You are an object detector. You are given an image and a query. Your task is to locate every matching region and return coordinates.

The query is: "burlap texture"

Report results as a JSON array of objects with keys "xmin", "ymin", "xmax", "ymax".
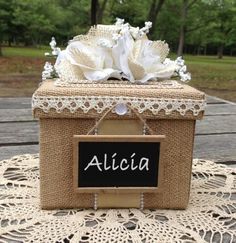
[
  {"xmin": 40, "ymin": 118, "xmax": 95, "ymax": 209},
  {"xmin": 144, "ymin": 119, "xmax": 195, "ymax": 209},
  {"xmin": 33, "ymin": 80, "xmax": 205, "ymax": 120},
  {"xmin": 37, "ymin": 80, "xmax": 201, "ymax": 209},
  {"xmin": 35, "ymin": 80, "xmax": 204, "ymax": 99},
  {"xmin": 40, "ymin": 117, "xmax": 195, "ymax": 209}
]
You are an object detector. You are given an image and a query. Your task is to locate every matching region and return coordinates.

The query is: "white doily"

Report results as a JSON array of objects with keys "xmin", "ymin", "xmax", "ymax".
[
  {"xmin": 32, "ymin": 95, "xmax": 206, "ymax": 116},
  {"xmin": 0, "ymin": 154, "xmax": 235, "ymax": 243}
]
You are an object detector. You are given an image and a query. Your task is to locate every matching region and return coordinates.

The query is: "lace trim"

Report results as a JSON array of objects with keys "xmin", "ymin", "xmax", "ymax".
[
  {"xmin": 0, "ymin": 154, "xmax": 235, "ymax": 243},
  {"xmin": 54, "ymin": 79, "xmax": 183, "ymax": 89},
  {"xmin": 32, "ymin": 95, "xmax": 206, "ymax": 116}
]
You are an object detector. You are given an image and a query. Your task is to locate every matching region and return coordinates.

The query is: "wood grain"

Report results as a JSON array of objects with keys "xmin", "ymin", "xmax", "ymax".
[
  {"xmin": 0, "ymin": 97, "xmax": 32, "ymax": 109},
  {"xmin": 0, "ymin": 145, "xmax": 39, "ymax": 160},
  {"xmin": 0, "ymin": 122, "xmax": 39, "ymax": 144},
  {"xmin": 205, "ymin": 104, "xmax": 236, "ymax": 116},
  {"xmin": 0, "ymin": 109, "xmax": 35, "ymax": 122},
  {"xmin": 196, "ymin": 115, "xmax": 236, "ymax": 134},
  {"xmin": 0, "ymin": 96, "xmax": 235, "ymax": 167},
  {"xmin": 194, "ymin": 134, "xmax": 236, "ymax": 162}
]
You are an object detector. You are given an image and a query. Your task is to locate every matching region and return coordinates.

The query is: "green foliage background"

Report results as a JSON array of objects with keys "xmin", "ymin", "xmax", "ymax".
[{"xmin": 0, "ymin": 0, "xmax": 236, "ymax": 56}]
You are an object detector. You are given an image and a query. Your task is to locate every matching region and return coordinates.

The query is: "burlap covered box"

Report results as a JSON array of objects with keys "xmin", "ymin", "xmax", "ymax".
[{"xmin": 32, "ymin": 79, "xmax": 205, "ymax": 209}]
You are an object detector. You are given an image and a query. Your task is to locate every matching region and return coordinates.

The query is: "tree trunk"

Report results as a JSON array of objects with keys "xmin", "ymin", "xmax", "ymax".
[
  {"xmin": 0, "ymin": 44, "xmax": 2, "ymax": 57},
  {"xmin": 148, "ymin": 0, "xmax": 166, "ymax": 37},
  {"xmin": 91, "ymin": 0, "xmax": 98, "ymax": 26},
  {"xmin": 109, "ymin": 0, "xmax": 116, "ymax": 12},
  {"xmin": 8, "ymin": 38, "xmax": 12, "ymax": 47},
  {"xmin": 204, "ymin": 45, "xmax": 207, "ymax": 55},
  {"xmin": 217, "ymin": 44, "xmax": 224, "ymax": 59},
  {"xmin": 177, "ymin": 0, "xmax": 188, "ymax": 56},
  {"xmin": 197, "ymin": 46, "xmax": 201, "ymax": 55},
  {"xmin": 177, "ymin": 25, "xmax": 185, "ymax": 56},
  {"xmin": 97, "ymin": 0, "xmax": 108, "ymax": 24}
]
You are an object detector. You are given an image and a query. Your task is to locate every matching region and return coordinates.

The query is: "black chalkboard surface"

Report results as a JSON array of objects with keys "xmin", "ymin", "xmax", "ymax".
[{"xmin": 73, "ymin": 135, "xmax": 165, "ymax": 193}]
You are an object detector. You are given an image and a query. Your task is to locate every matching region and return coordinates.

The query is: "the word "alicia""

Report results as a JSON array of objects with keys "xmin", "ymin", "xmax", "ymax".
[{"xmin": 84, "ymin": 153, "xmax": 150, "ymax": 172}]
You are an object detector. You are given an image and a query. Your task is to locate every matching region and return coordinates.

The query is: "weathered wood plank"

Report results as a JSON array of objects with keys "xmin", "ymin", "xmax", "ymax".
[
  {"xmin": 0, "ymin": 113, "xmax": 235, "ymax": 145},
  {"xmin": 0, "ymin": 96, "xmax": 235, "ymax": 166},
  {"xmin": 206, "ymin": 95, "xmax": 226, "ymax": 104},
  {"xmin": 0, "ymin": 109, "xmax": 35, "ymax": 122},
  {"xmin": 196, "ymin": 115, "xmax": 236, "ymax": 134},
  {"xmin": 0, "ymin": 122, "xmax": 39, "ymax": 144},
  {"xmin": 205, "ymin": 104, "xmax": 236, "ymax": 116},
  {"xmin": 206, "ymin": 95, "xmax": 235, "ymax": 105},
  {"xmin": 0, "ymin": 145, "xmax": 39, "ymax": 161},
  {"xmin": 1, "ymin": 138, "xmax": 235, "ymax": 166},
  {"xmin": 0, "ymin": 133, "xmax": 235, "ymax": 167},
  {"xmin": 194, "ymin": 134, "xmax": 236, "ymax": 162},
  {"xmin": 0, "ymin": 97, "xmax": 32, "ymax": 109}
]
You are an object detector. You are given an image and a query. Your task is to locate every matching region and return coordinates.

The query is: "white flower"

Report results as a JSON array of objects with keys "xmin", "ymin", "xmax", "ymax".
[
  {"xmin": 48, "ymin": 37, "xmax": 61, "ymax": 56},
  {"xmin": 52, "ymin": 47, "xmax": 61, "ymax": 56},
  {"xmin": 49, "ymin": 37, "xmax": 56, "ymax": 49},
  {"xmin": 179, "ymin": 65, "xmax": 187, "ymax": 73},
  {"xmin": 54, "ymin": 19, "xmax": 191, "ymax": 83},
  {"xmin": 56, "ymin": 40, "xmax": 120, "ymax": 81},
  {"xmin": 112, "ymin": 33, "xmax": 121, "ymax": 41},
  {"xmin": 139, "ymin": 21, "xmax": 152, "ymax": 35},
  {"xmin": 175, "ymin": 56, "xmax": 185, "ymax": 66},
  {"xmin": 127, "ymin": 39, "xmax": 175, "ymax": 83},
  {"xmin": 112, "ymin": 28, "xmax": 135, "ymax": 81},
  {"xmin": 129, "ymin": 27, "xmax": 141, "ymax": 40},
  {"xmin": 179, "ymin": 72, "xmax": 191, "ymax": 82},
  {"xmin": 42, "ymin": 62, "xmax": 54, "ymax": 80},
  {"xmin": 174, "ymin": 56, "xmax": 191, "ymax": 82},
  {"xmin": 97, "ymin": 38, "xmax": 113, "ymax": 48},
  {"xmin": 115, "ymin": 18, "xmax": 125, "ymax": 26}
]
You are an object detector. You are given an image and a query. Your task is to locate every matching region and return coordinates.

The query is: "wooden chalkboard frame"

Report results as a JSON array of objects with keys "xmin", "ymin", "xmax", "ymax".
[{"xmin": 73, "ymin": 135, "xmax": 165, "ymax": 193}]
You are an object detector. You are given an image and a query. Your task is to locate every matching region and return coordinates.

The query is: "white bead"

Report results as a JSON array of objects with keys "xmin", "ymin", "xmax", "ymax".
[
  {"xmin": 115, "ymin": 103, "xmax": 128, "ymax": 116},
  {"xmin": 140, "ymin": 193, "xmax": 144, "ymax": 210},
  {"xmin": 94, "ymin": 193, "xmax": 98, "ymax": 210}
]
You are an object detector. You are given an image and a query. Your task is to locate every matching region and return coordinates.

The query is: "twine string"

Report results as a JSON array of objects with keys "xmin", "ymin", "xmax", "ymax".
[
  {"xmin": 87, "ymin": 103, "xmax": 155, "ymax": 210},
  {"xmin": 87, "ymin": 103, "xmax": 155, "ymax": 135}
]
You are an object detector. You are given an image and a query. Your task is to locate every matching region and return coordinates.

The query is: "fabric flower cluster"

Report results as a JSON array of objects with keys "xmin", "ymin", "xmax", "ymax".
[{"xmin": 55, "ymin": 19, "xmax": 191, "ymax": 83}]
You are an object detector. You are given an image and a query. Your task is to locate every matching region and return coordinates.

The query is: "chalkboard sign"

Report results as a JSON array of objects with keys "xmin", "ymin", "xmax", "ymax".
[{"xmin": 73, "ymin": 135, "xmax": 165, "ymax": 193}]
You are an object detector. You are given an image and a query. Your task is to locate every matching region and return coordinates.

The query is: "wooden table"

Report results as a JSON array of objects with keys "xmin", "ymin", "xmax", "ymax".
[
  {"xmin": 0, "ymin": 96, "xmax": 235, "ymax": 168},
  {"xmin": 0, "ymin": 95, "xmax": 235, "ymax": 243}
]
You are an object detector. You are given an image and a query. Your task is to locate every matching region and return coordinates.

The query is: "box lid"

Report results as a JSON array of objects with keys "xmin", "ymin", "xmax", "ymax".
[{"xmin": 32, "ymin": 80, "xmax": 206, "ymax": 120}]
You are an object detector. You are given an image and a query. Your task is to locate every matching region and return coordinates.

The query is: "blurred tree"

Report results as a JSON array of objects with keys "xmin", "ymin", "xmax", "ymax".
[
  {"xmin": 0, "ymin": 0, "xmax": 235, "ymax": 57},
  {"xmin": 12, "ymin": 0, "xmax": 56, "ymax": 46},
  {"xmin": 147, "ymin": 0, "xmax": 166, "ymax": 37},
  {"xmin": 97, "ymin": 0, "xmax": 108, "ymax": 23},
  {"xmin": 91, "ymin": 0, "xmax": 98, "ymax": 25},
  {"xmin": 177, "ymin": 0, "xmax": 197, "ymax": 56},
  {"xmin": 0, "ymin": 0, "xmax": 15, "ymax": 55},
  {"xmin": 205, "ymin": 0, "xmax": 236, "ymax": 58},
  {"xmin": 110, "ymin": 0, "xmax": 150, "ymax": 27}
]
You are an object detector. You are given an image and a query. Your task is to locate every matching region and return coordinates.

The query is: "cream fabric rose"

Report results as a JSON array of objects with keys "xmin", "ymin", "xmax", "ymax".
[{"xmin": 54, "ymin": 20, "xmax": 191, "ymax": 83}]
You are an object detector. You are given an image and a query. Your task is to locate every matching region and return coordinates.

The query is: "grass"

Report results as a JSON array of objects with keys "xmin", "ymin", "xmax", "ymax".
[
  {"xmin": 0, "ymin": 47, "xmax": 236, "ymax": 101},
  {"xmin": 0, "ymin": 47, "xmax": 51, "ymax": 97},
  {"xmin": 2, "ymin": 46, "xmax": 51, "ymax": 58},
  {"xmin": 185, "ymin": 55, "xmax": 236, "ymax": 101}
]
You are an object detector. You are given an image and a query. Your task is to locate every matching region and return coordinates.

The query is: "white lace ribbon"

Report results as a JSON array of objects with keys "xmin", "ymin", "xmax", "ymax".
[{"xmin": 32, "ymin": 95, "xmax": 206, "ymax": 116}]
